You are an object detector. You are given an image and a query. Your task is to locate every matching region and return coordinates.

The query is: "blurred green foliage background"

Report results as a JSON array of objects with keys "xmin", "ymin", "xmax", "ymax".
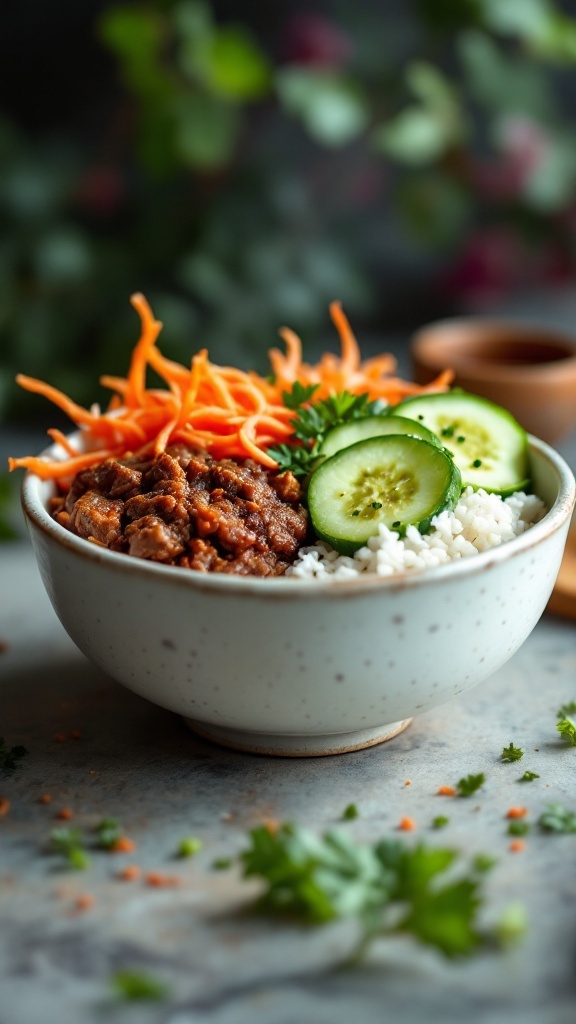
[{"xmin": 2, "ymin": 0, "xmax": 576, "ymax": 423}]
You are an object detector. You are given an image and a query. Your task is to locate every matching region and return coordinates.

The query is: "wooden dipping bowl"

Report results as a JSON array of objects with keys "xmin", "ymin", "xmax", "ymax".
[{"xmin": 410, "ymin": 319, "xmax": 576, "ymax": 444}]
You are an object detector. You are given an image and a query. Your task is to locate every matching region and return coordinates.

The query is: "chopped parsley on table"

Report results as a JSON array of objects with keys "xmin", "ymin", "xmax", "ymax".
[
  {"xmin": 538, "ymin": 803, "xmax": 576, "ymax": 833},
  {"xmin": 501, "ymin": 743, "xmax": 523, "ymax": 763},
  {"xmin": 456, "ymin": 773, "xmax": 485, "ymax": 798},
  {"xmin": 238, "ymin": 821, "xmax": 510, "ymax": 959},
  {"xmin": 342, "ymin": 803, "xmax": 359, "ymax": 821},
  {"xmin": 519, "ymin": 771, "xmax": 539, "ymax": 782},
  {"xmin": 50, "ymin": 827, "xmax": 91, "ymax": 870},
  {"xmin": 110, "ymin": 970, "xmax": 168, "ymax": 1001}
]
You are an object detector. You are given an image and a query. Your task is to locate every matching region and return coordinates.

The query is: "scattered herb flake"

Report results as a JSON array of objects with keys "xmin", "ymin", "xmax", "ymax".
[
  {"xmin": 50, "ymin": 827, "xmax": 91, "ymax": 870},
  {"xmin": 501, "ymin": 743, "xmax": 524, "ymax": 763},
  {"xmin": 212, "ymin": 857, "xmax": 232, "ymax": 870},
  {"xmin": 177, "ymin": 836, "xmax": 203, "ymax": 858},
  {"xmin": 456, "ymin": 773, "xmax": 485, "ymax": 798},
  {"xmin": 494, "ymin": 903, "xmax": 528, "ymax": 948},
  {"xmin": 556, "ymin": 718, "xmax": 576, "ymax": 747},
  {"xmin": 0, "ymin": 738, "xmax": 27, "ymax": 772},
  {"xmin": 432, "ymin": 816, "xmax": 449, "ymax": 829},
  {"xmin": 111, "ymin": 970, "xmax": 168, "ymax": 1001},
  {"xmin": 538, "ymin": 803, "xmax": 576, "ymax": 833},
  {"xmin": 557, "ymin": 701, "xmax": 576, "ymax": 719},
  {"xmin": 342, "ymin": 803, "xmax": 359, "ymax": 821},
  {"xmin": 472, "ymin": 853, "xmax": 497, "ymax": 873},
  {"xmin": 507, "ymin": 821, "xmax": 531, "ymax": 837},
  {"xmin": 95, "ymin": 818, "xmax": 123, "ymax": 849},
  {"xmin": 371, "ymin": 501, "xmax": 383, "ymax": 510},
  {"xmin": 519, "ymin": 771, "xmax": 539, "ymax": 782},
  {"xmin": 472, "ymin": 459, "xmax": 482, "ymax": 468}
]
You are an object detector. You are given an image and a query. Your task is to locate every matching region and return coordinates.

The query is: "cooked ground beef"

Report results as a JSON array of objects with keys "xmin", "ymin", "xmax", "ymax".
[{"xmin": 51, "ymin": 447, "xmax": 310, "ymax": 576}]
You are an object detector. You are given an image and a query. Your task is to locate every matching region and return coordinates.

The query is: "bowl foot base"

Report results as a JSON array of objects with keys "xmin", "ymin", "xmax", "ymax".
[{"xmin": 182, "ymin": 718, "xmax": 412, "ymax": 757}]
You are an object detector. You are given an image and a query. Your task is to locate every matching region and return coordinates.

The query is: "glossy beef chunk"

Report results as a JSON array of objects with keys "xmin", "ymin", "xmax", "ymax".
[{"xmin": 54, "ymin": 448, "xmax": 310, "ymax": 576}]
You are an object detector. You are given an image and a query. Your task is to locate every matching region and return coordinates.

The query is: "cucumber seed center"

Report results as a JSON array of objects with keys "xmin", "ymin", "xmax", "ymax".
[{"xmin": 344, "ymin": 466, "xmax": 416, "ymax": 519}]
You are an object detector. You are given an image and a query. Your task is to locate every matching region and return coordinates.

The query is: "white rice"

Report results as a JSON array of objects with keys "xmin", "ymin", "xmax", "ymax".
[{"xmin": 288, "ymin": 488, "xmax": 547, "ymax": 580}]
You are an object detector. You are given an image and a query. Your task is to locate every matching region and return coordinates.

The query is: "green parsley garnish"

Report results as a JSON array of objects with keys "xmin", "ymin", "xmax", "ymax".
[
  {"xmin": 239, "ymin": 822, "xmax": 502, "ymax": 959},
  {"xmin": 342, "ymin": 803, "xmax": 359, "ymax": 821},
  {"xmin": 538, "ymin": 803, "xmax": 576, "ymax": 833},
  {"xmin": 95, "ymin": 817, "xmax": 123, "ymax": 849},
  {"xmin": 519, "ymin": 770, "xmax": 539, "ymax": 782},
  {"xmin": 110, "ymin": 970, "xmax": 168, "ymax": 1001},
  {"xmin": 0, "ymin": 737, "xmax": 27, "ymax": 772},
  {"xmin": 50, "ymin": 827, "xmax": 91, "ymax": 870},
  {"xmin": 556, "ymin": 701, "xmax": 576, "ymax": 746},
  {"xmin": 212, "ymin": 857, "xmax": 232, "ymax": 870},
  {"xmin": 472, "ymin": 853, "xmax": 497, "ymax": 873},
  {"xmin": 507, "ymin": 821, "xmax": 530, "ymax": 836},
  {"xmin": 432, "ymin": 815, "xmax": 449, "ymax": 829},
  {"xmin": 177, "ymin": 836, "xmax": 203, "ymax": 858},
  {"xmin": 472, "ymin": 458, "xmax": 482, "ymax": 468},
  {"xmin": 501, "ymin": 743, "xmax": 524, "ymax": 763},
  {"xmin": 268, "ymin": 385, "xmax": 383, "ymax": 478},
  {"xmin": 456, "ymin": 773, "xmax": 485, "ymax": 798}
]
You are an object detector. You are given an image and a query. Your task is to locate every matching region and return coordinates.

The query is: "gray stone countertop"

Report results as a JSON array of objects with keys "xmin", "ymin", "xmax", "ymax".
[{"xmin": 1, "ymin": 428, "xmax": 576, "ymax": 1024}]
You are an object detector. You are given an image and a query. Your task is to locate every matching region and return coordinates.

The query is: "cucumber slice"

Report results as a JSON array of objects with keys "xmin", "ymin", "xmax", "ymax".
[
  {"xmin": 392, "ymin": 391, "xmax": 530, "ymax": 496},
  {"xmin": 319, "ymin": 415, "xmax": 442, "ymax": 459},
  {"xmin": 308, "ymin": 435, "xmax": 462, "ymax": 555}
]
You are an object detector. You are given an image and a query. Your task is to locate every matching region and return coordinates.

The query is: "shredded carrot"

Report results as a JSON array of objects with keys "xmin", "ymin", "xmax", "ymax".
[
  {"xmin": 145, "ymin": 871, "xmax": 180, "ymax": 888},
  {"xmin": 399, "ymin": 816, "xmax": 416, "ymax": 831},
  {"xmin": 74, "ymin": 893, "xmax": 95, "ymax": 912},
  {"xmin": 404, "ymin": 780, "xmax": 412, "ymax": 787},
  {"xmin": 9, "ymin": 295, "xmax": 453, "ymax": 483},
  {"xmin": 437, "ymin": 786, "xmax": 456, "ymax": 797},
  {"xmin": 57, "ymin": 807, "xmax": 74, "ymax": 820},
  {"xmin": 118, "ymin": 865, "xmax": 141, "ymax": 882},
  {"xmin": 111, "ymin": 836, "xmax": 136, "ymax": 854},
  {"xmin": 507, "ymin": 807, "xmax": 528, "ymax": 819},
  {"xmin": 509, "ymin": 840, "xmax": 526, "ymax": 853},
  {"xmin": 0, "ymin": 797, "xmax": 10, "ymax": 817}
]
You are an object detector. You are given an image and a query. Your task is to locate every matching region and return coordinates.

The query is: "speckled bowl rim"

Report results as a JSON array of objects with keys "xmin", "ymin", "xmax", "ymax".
[
  {"xmin": 21, "ymin": 434, "xmax": 575, "ymax": 599},
  {"xmin": 411, "ymin": 318, "xmax": 576, "ymax": 382}
]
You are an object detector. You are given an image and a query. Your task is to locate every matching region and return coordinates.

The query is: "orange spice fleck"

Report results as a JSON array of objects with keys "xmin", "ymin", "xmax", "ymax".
[
  {"xmin": 262, "ymin": 818, "xmax": 279, "ymax": 836},
  {"xmin": 399, "ymin": 816, "xmax": 416, "ymax": 831},
  {"xmin": 118, "ymin": 865, "xmax": 141, "ymax": 882},
  {"xmin": 57, "ymin": 807, "xmax": 74, "ymax": 820},
  {"xmin": 110, "ymin": 836, "xmax": 136, "ymax": 854},
  {"xmin": 53, "ymin": 733, "xmax": 66, "ymax": 744},
  {"xmin": 437, "ymin": 786, "xmax": 456, "ymax": 797},
  {"xmin": 74, "ymin": 893, "xmax": 94, "ymax": 912},
  {"xmin": 145, "ymin": 871, "xmax": 180, "ymax": 888},
  {"xmin": 0, "ymin": 797, "xmax": 10, "ymax": 818},
  {"xmin": 509, "ymin": 839, "xmax": 526, "ymax": 853},
  {"xmin": 507, "ymin": 807, "xmax": 528, "ymax": 820},
  {"xmin": 70, "ymin": 729, "xmax": 81, "ymax": 740},
  {"xmin": 39, "ymin": 793, "xmax": 52, "ymax": 805},
  {"xmin": 404, "ymin": 780, "xmax": 412, "ymax": 787}
]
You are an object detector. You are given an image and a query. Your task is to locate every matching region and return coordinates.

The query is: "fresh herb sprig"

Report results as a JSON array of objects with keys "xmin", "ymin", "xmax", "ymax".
[
  {"xmin": 239, "ymin": 822, "xmax": 506, "ymax": 960},
  {"xmin": 539, "ymin": 803, "xmax": 576, "ymax": 833},
  {"xmin": 501, "ymin": 743, "xmax": 523, "ymax": 763},
  {"xmin": 0, "ymin": 738, "xmax": 27, "ymax": 772},
  {"xmin": 268, "ymin": 384, "xmax": 384, "ymax": 479},
  {"xmin": 110, "ymin": 970, "xmax": 168, "ymax": 1001},
  {"xmin": 556, "ymin": 703, "xmax": 576, "ymax": 747},
  {"xmin": 50, "ymin": 827, "xmax": 91, "ymax": 870},
  {"xmin": 456, "ymin": 773, "xmax": 485, "ymax": 798}
]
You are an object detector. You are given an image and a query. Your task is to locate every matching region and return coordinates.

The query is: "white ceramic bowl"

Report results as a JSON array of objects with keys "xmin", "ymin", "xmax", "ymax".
[{"xmin": 22, "ymin": 436, "xmax": 575, "ymax": 756}]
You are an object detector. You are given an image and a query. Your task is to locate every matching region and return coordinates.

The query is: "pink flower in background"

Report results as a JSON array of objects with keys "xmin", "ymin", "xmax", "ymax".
[
  {"xmin": 442, "ymin": 228, "xmax": 536, "ymax": 305},
  {"xmin": 76, "ymin": 165, "xmax": 125, "ymax": 217},
  {"xmin": 474, "ymin": 116, "xmax": 550, "ymax": 200},
  {"xmin": 282, "ymin": 14, "xmax": 352, "ymax": 69}
]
